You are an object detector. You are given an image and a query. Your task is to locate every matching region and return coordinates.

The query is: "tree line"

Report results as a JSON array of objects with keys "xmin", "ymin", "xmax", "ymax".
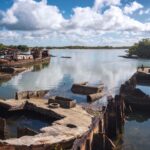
[
  {"xmin": 46, "ymin": 46, "xmax": 130, "ymax": 49},
  {"xmin": 0, "ymin": 43, "xmax": 130, "ymax": 52},
  {"xmin": 0, "ymin": 44, "xmax": 29, "ymax": 52}
]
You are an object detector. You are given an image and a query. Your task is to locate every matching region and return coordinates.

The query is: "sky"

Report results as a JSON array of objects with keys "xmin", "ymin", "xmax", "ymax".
[{"xmin": 0, "ymin": 0, "xmax": 149, "ymax": 46}]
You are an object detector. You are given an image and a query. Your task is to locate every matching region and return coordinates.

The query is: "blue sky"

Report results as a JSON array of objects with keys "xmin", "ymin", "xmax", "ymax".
[{"xmin": 0, "ymin": 0, "xmax": 149, "ymax": 46}]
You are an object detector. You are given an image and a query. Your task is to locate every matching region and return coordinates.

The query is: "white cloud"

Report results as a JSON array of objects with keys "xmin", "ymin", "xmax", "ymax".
[
  {"xmin": 0, "ymin": 0, "xmax": 65, "ymax": 30},
  {"xmin": 0, "ymin": 0, "xmax": 149, "ymax": 46},
  {"xmin": 0, "ymin": 30, "xmax": 19, "ymax": 39},
  {"xmin": 93, "ymin": 0, "xmax": 120, "ymax": 11},
  {"xmin": 124, "ymin": 1, "xmax": 143, "ymax": 14},
  {"xmin": 67, "ymin": 5, "xmax": 146, "ymax": 33}
]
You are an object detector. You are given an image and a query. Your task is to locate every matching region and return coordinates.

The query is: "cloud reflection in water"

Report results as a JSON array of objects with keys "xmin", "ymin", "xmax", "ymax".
[{"xmin": 0, "ymin": 49, "xmax": 150, "ymax": 101}]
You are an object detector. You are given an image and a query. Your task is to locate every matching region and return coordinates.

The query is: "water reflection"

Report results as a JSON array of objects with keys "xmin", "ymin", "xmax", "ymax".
[
  {"xmin": 0, "ymin": 49, "xmax": 150, "ymax": 100},
  {"xmin": 32, "ymin": 62, "xmax": 49, "ymax": 72},
  {"xmin": 116, "ymin": 112, "xmax": 150, "ymax": 150},
  {"xmin": 0, "ymin": 63, "xmax": 49, "ymax": 99},
  {"xmin": 136, "ymin": 85, "xmax": 150, "ymax": 96}
]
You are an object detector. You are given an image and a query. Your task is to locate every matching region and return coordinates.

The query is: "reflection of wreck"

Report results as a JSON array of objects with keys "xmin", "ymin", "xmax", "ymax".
[
  {"xmin": 32, "ymin": 62, "xmax": 49, "ymax": 72},
  {"xmin": 0, "ymin": 48, "xmax": 50, "ymax": 82},
  {"xmin": 0, "ymin": 67, "xmax": 27, "ymax": 80},
  {"xmin": 126, "ymin": 111, "xmax": 150, "ymax": 122},
  {"xmin": 120, "ymin": 66, "xmax": 150, "ymax": 111},
  {"xmin": 71, "ymin": 82, "xmax": 104, "ymax": 102}
]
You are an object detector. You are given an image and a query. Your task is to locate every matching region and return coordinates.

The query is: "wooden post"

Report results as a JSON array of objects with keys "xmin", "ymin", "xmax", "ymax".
[
  {"xmin": 104, "ymin": 135, "xmax": 116, "ymax": 150},
  {"xmin": 106, "ymin": 96, "xmax": 118, "ymax": 139},
  {"xmin": 115, "ymin": 95, "xmax": 124, "ymax": 134},
  {"xmin": 0, "ymin": 118, "xmax": 6, "ymax": 139},
  {"xmin": 86, "ymin": 139, "xmax": 91, "ymax": 150},
  {"xmin": 104, "ymin": 111, "xmax": 108, "ymax": 135},
  {"xmin": 15, "ymin": 92, "xmax": 18, "ymax": 100}
]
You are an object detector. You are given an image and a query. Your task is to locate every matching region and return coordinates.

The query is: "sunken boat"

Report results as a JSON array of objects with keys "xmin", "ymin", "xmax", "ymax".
[
  {"xmin": 0, "ymin": 48, "xmax": 50, "ymax": 68},
  {"xmin": 120, "ymin": 66, "xmax": 150, "ymax": 111},
  {"xmin": 123, "ymin": 88, "xmax": 150, "ymax": 111}
]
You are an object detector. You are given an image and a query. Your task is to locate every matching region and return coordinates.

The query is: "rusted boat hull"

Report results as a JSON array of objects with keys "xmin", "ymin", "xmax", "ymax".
[
  {"xmin": 136, "ymin": 73, "xmax": 150, "ymax": 85},
  {"xmin": 124, "ymin": 95, "xmax": 150, "ymax": 111},
  {"xmin": 0, "ymin": 57, "xmax": 50, "ymax": 67}
]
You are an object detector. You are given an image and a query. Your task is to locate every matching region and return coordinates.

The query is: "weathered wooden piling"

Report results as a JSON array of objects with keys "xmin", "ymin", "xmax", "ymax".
[
  {"xmin": 105, "ymin": 97, "xmax": 117, "ymax": 139},
  {"xmin": 104, "ymin": 95, "xmax": 125, "ymax": 140},
  {"xmin": 71, "ymin": 114, "xmax": 116, "ymax": 150},
  {"xmin": 115, "ymin": 95, "xmax": 125, "ymax": 134},
  {"xmin": 0, "ymin": 118, "xmax": 6, "ymax": 140}
]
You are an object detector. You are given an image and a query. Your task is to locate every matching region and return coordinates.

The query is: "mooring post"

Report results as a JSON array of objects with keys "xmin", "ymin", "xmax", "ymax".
[
  {"xmin": 115, "ymin": 95, "xmax": 124, "ymax": 134},
  {"xmin": 104, "ymin": 109, "xmax": 108, "ymax": 135},
  {"xmin": 27, "ymin": 91, "xmax": 30, "ymax": 99},
  {"xmin": 88, "ymin": 130, "xmax": 93, "ymax": 150},
  {"xmin": 106, "ymin": 97, "xmax": 117, "ymax": 139},
  {"xmin": 15, "ymin": 92, "xmax": 18, "ymax": 100},
  {"xmin": 98, "ymin": 107, "xmax": 105, "ymax": 150},
  {"xmin": 115, "ymin": 95, "xmax": 120, "ymax": 134},
  {"xmin": 86, "ymin": 139, "xmax": 92, "ymax": 150},
  {"xmin": 0, "ymin": 118, "xmax": 6, "ymax": 140},
  {"xmin": 80, "ymin": 142, "xmax": 86, "ymax": 150}
]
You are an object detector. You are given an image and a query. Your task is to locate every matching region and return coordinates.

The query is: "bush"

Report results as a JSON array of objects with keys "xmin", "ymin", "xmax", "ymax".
[
  {"xmin": 17, "ymin": 45, "xmax": 29, "ymax": 52},
  {"xmin": 128, "ymin": 39, "xmax": 150, "ymax": 58},
  {"xmin": 0, "ymin": 44, "xmax": 6, "ymax": 51}
]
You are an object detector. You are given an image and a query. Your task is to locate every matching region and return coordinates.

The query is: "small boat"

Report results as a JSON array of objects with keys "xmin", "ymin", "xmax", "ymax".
[
  {"xmin": 61, "ymin": 56, "xmax": 72, "ymax": 59},
  {"xmin": 50, "ymin": 54, "xmax": 57, "ymax": 57}
]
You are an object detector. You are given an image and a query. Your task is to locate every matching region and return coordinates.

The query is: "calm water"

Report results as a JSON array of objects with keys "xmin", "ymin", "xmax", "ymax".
[
  {"xmin": 0, "ymin": 49, "xmax": 150, "ymax": 149},
  {"xmin": 5, "ymin": 111, "xmax": 53, "ymax": 138},
  {"xmin": 118, "ymin": 112, "xmax": 150, "ymax": 150},
  {"xmin": 136, "ymin": 85, "xmax": 150, "ymax": 96},
  {"xmin": 1, "ymin": 49, "xmax": 150, "ymax": 101}
]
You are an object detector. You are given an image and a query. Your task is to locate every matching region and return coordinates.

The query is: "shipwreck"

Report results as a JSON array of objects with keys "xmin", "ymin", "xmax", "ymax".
[
  {"xmin": 0, "ymin": 48, "xmax": 50, "ymax": 68},
  {"xmin": 120, "ymin": 66, "xmax": 150, "ymax": 111}
]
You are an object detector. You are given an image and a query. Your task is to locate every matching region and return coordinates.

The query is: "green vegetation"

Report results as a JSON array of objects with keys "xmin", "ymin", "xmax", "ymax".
[
  {"xmin": 0, "ymin": 44, "xmax": 29, "ymax": 52},
  {"xmin": 17, "ymin": 45, "xmax": 29, "ymax": 52},
  {"xmin": 128, "ymin": 39, "xmax": 150, "ymax": 58},
  {"xmin": 0, "ymin": 44, "xmax": 6, "ymax": 51}
]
